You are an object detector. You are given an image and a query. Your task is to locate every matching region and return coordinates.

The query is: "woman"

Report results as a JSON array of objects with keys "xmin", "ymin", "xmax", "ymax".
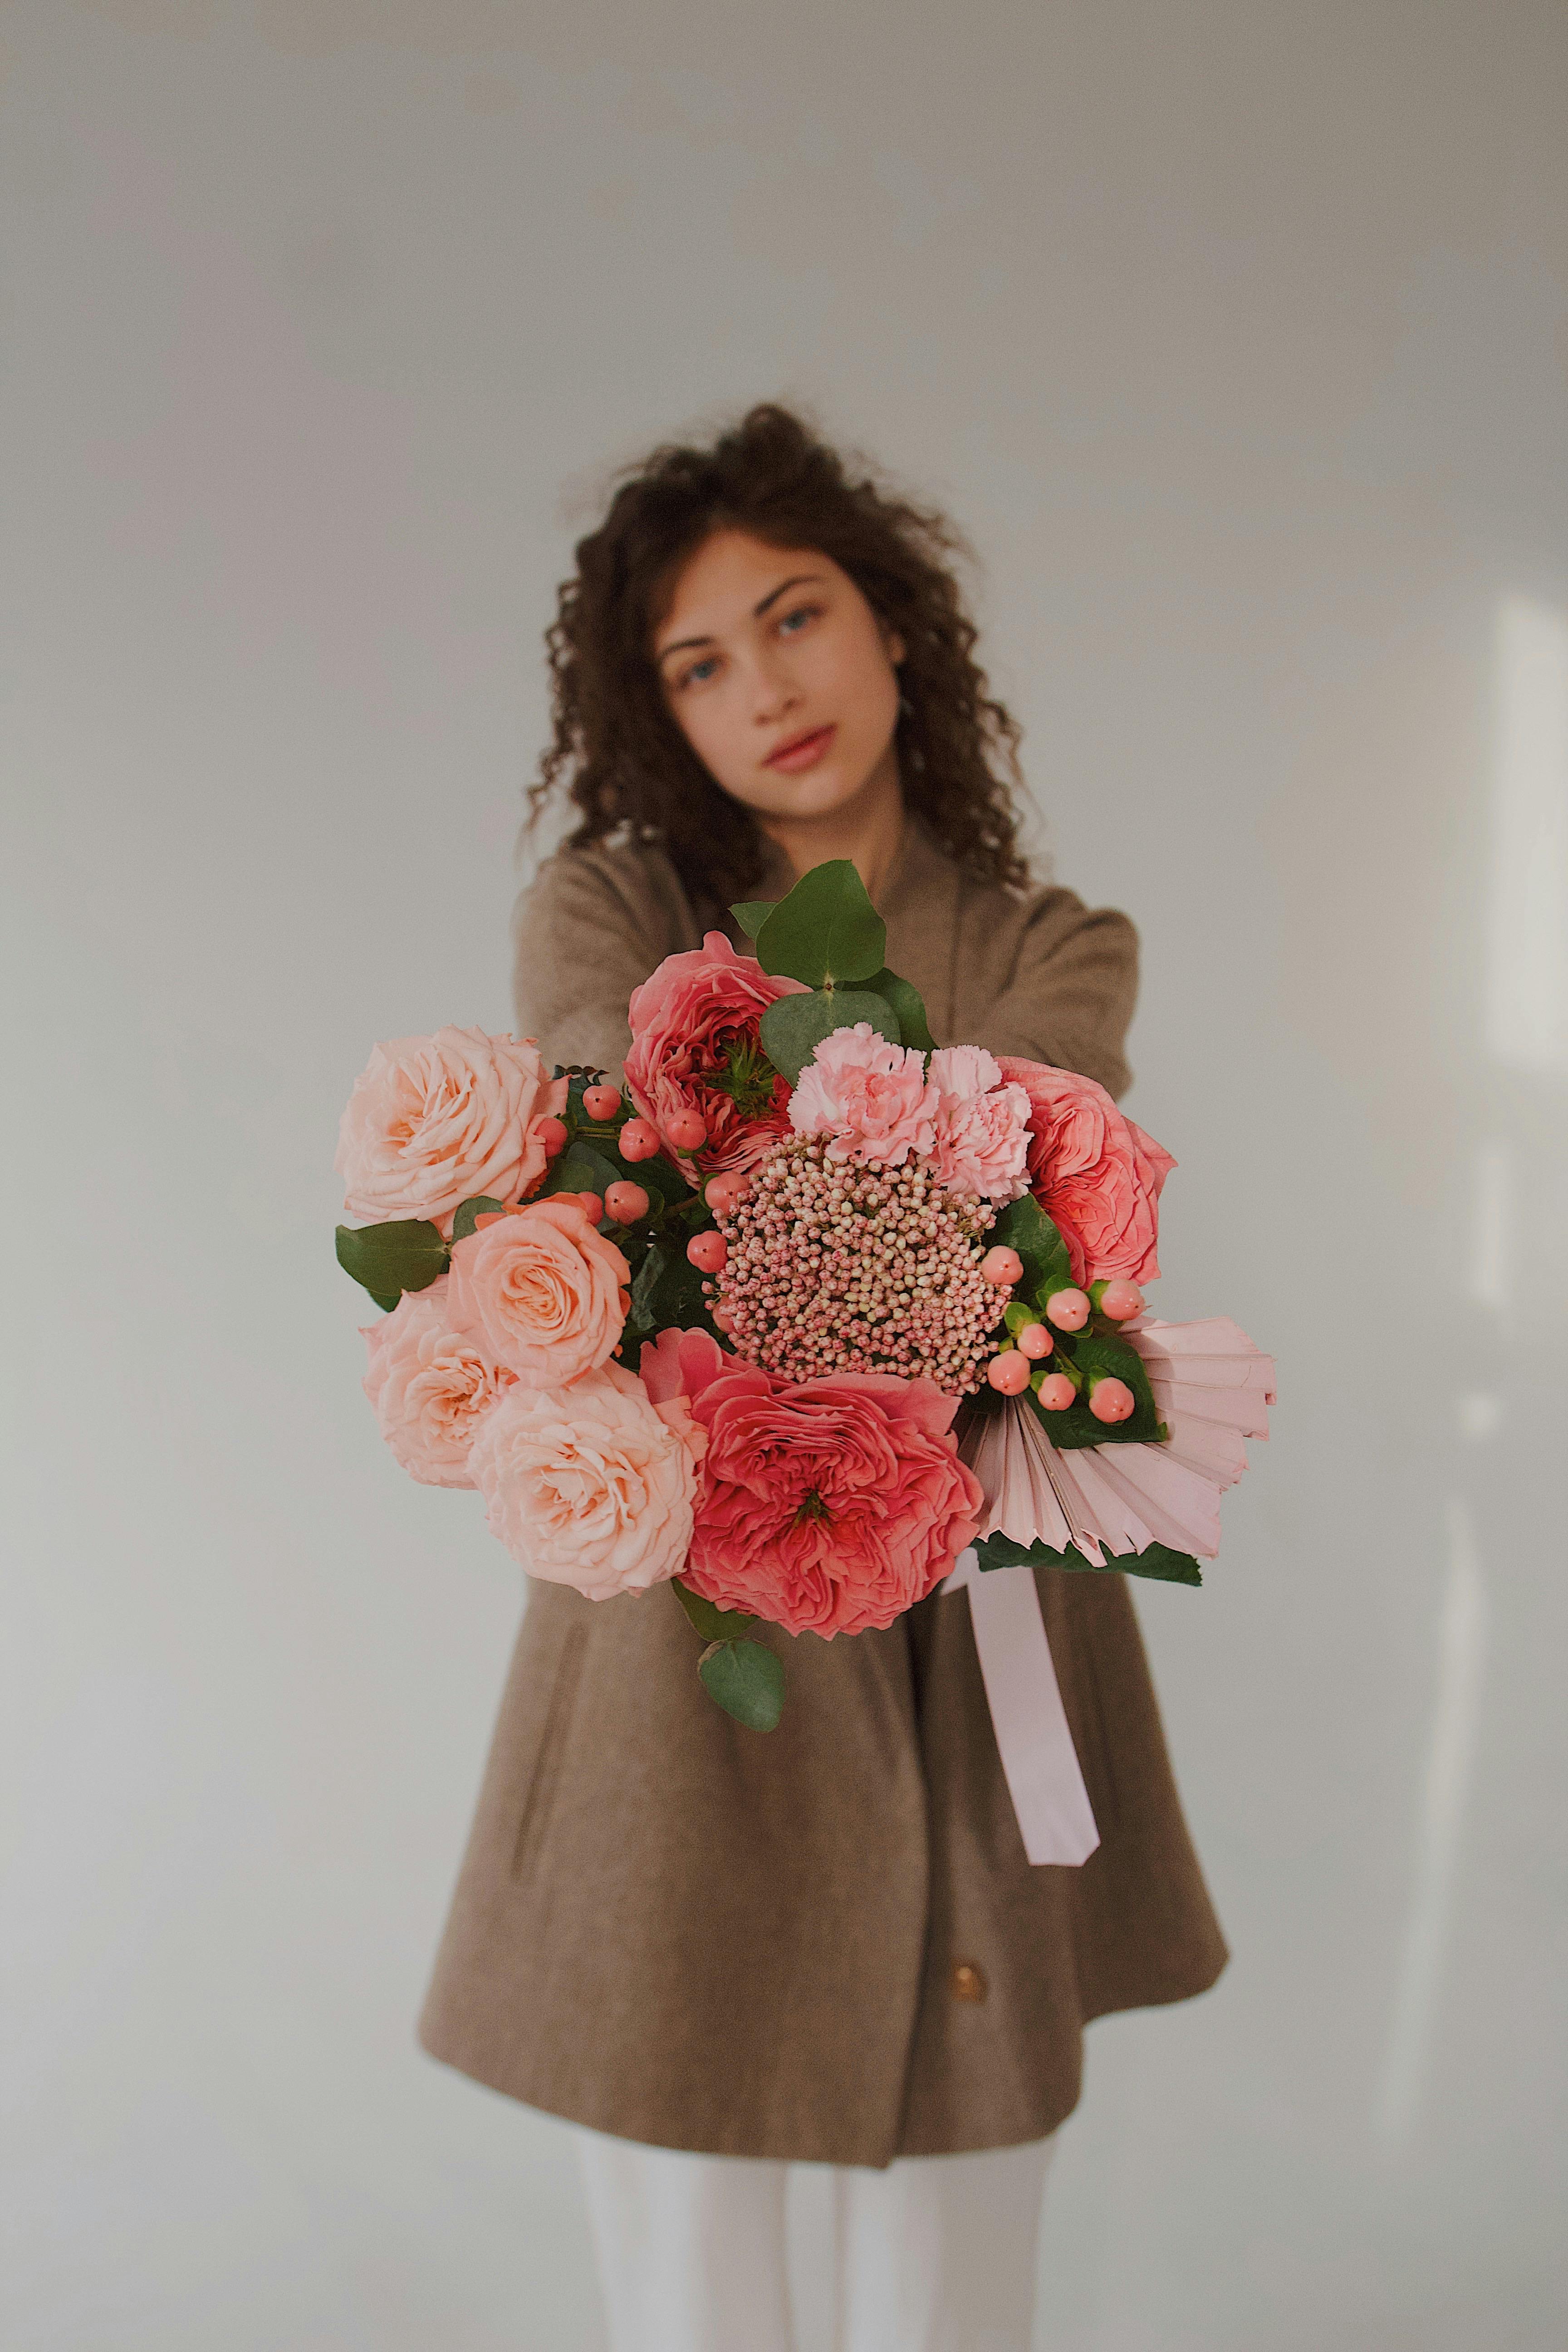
[{"xmin": 418, "ymin": 407, "xmax": 1225, "ymax": 2351}]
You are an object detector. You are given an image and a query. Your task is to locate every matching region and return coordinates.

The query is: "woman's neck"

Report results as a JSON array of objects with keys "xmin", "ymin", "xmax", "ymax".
[{"xmin": 756, "ymin": 746, "xmax": 906, "ymax": 905}]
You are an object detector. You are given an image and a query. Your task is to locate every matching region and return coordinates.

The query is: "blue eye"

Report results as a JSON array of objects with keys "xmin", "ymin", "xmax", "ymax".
[
  {"xmin": 685, "ymin": 656, "xmax": 720, "ymax": 686},
  {"xmin": 779, "ymin": 605, "xmax": 817, "ymax": 635}
]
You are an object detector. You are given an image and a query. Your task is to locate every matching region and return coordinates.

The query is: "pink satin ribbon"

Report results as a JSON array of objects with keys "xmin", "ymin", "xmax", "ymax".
[{"xmin": 940, "ymin": 1546, "xmax": 1100, "ymax": 1867}]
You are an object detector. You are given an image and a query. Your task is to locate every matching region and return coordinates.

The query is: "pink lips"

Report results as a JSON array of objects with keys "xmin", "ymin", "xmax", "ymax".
[{"xmin": 764, "ymin": 724, "xmax": 836, "ymax": 774}]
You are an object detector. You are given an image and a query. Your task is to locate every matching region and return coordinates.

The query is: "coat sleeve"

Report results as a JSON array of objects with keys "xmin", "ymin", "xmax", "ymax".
[
  {"xmin": 973, "ymin": 887, "xmax": 1141, "ymax": 1102},
  {"xmin": 511, "ymin": 848, "xmax": 681, "ymax": 1082}
]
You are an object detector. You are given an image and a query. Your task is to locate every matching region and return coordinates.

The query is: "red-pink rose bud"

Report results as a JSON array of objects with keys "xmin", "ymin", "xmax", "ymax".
[
  {"xmin": 1097, "ymin": 1279, "xmax": 1144, "ymax": 1322},
  {"xmin": 987, "ymin": 1348, "xmax": 1033, "ymax": 1395},
  {"xmin": 687, "ymin": 1230, "xmax": 727, "ymax": 1274},
  {"xmin": 1035, "ymin": 1372, "xmax": 1077, "ymax": 1411},
  {"xmin": 665, "ymin": 1107, "xmax": 708, "ymax": 1152},
  {"xmin": 535, "ymin": 1115, "xmax": 569, "ymax": 1159},
  {"xmin": 979, "ymin": 1245, "xmax": 1024, "ymax": 1286},
  {"xmin": 1016, "ymin": 1321, "xmax": 1053, "ymax": 1360},
  {"xmin": 582, "ymin": 1083, "xmax": 622, "ymax": 1121},
  {"xmin": 618, "ymin": 1118, "xmax": 661, "ymax": 1161},
  {"xmin": 576, "ymin": 1191, "xmax": 604, "ymax": 1225},
  {"xmin": 603, "ymin": 1181, "xmax": 649, "ymax": 1225},
  {"xmin": 1088, "ymin": 1377, "xmax": 1135, "ymax": 1424},
  {"xmin": 1044, "ymin": 1286, "xmax": 1090, "ymax": 1331}
]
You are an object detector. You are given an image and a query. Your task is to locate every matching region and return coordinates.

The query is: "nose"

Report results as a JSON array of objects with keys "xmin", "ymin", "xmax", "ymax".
[{"xmin": 749, "ymin": 645, "xmax": 800, "ymax": 727}]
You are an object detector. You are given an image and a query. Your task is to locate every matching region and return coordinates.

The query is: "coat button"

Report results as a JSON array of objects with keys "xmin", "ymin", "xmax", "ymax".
[{"xmin": 949, "ymin": 1960, "xmax": 988, "ymax": 2003}]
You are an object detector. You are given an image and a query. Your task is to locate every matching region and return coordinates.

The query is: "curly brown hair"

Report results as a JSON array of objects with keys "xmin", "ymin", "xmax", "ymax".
[{"xmin": 530, "ymin": 404, "xmax": 1030, "ymax": 911}]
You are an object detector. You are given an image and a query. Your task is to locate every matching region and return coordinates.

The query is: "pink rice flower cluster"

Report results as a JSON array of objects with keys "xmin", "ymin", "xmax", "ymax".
[{"xmin": 710, "ymin": 1137, "xmax": 1001, "ymax": 1396}]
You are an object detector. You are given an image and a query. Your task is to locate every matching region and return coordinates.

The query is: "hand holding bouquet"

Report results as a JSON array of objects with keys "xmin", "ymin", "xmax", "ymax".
[{"xmin": 335, "ymin": 862, "xmax": 1272, "ymax": 1765}]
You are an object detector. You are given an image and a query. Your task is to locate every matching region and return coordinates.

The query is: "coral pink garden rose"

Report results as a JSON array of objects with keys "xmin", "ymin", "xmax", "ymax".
[
  {"xmin": 624, "ymin": 931, "xmax": 808, "ymax": 1183},
  {"xmin": 926, "ymin": 1045, "xmax": 1031, "ymax": 1203},
  {"xmin": 336, "ymin": 1026, "xmax": 568, "ymax": 1233},
  {"xmin": 469, "ymin": 1362, "xmax": 702, "ymax": 1601},
  {"xmin": 995, "ymin": 1056, "xmax": 1176, "ymax": 1286},
  {"xmin": 789, "ymin": 1025, "xmax": 939, "ymax": 1170},
  {"xmin": 447, "ymin": 1197, "xmax": 629, "ymax": 1386},
  {"xmin": 361, "ymin": 1278, "xmax": 515, "ymax": 1488},
  {"xmin": 662, "ymin": 1342, "xmax": 985, "ymax": 1637}
]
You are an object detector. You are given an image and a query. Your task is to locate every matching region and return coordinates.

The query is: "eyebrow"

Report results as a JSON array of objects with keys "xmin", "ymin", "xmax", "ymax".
[{"xmin": 656, "ymin": 573, "xmax": 826, "ymax": 666}]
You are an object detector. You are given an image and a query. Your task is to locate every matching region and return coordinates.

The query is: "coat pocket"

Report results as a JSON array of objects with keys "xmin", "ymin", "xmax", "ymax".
[{"xmin": 510, "ymin": 1619, "xmax": 588, "ymax": 1883}]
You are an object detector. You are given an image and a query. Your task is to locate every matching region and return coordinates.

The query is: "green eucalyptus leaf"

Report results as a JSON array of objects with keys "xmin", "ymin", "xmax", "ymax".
[
  {"xmin": 698, "ymin": 1638, "xmax": 786, "ymax": 1730},
  {"xmin": 626, "ymin": 1238, "xmax": 720, "ymax": 1344},
  {"xmin": 542, "ymin": 1143, "xmax": 623, "ymax": 1200},
  {"xmin": 672, "ymin": 1579, "xmax": 760, "ymax": 1642},
  {"xmin": 730, "ymin": 900, "xmax": 777, "ymax": 940},
  {"xmin": 759, "ymin": 988, "xmax": 902, "ymax": 1086},
  {"xmin": 449, "ymin": 1195, "xmax": 507, "ymax": 1243},
  {"xmin": 368, "ymin": 1289, "xmax": 401, "ymax": 1313},
  {"xmin": 754, "ymin": 859, "xmax": 887, "ymax": 988},
  {"xmin": 974, "ymin": 1531, "xmax": 1202, "ymax": 1585},
  {"xmin": 862, "ymin": 966, "xmax": 936, "ymax": 1055},
  {"xmin": 335, "ymin": 1219, "xmax": 448, "ymax": 1303}
]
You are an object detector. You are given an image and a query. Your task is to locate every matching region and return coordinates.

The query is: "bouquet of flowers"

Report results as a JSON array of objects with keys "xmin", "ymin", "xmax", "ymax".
[{"xmin": 335, "ymin": 861, "xmax": 1271, "ymax": 1846}]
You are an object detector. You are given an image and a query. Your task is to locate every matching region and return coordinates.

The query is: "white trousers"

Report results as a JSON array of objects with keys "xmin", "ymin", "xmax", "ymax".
[{"xmin": 573, "ymin": 2126, "xmax": 1056, "ymax": 2352}]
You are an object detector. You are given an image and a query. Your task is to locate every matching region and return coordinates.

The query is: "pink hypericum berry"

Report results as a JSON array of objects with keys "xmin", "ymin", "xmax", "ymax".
[
  {"xmin": 603, "ymin": 1181, "xmax": 649, "ymax": 1225},
  {"xmin": 1098, "ymin": 1279, "xmax": 1144, "ymax": 1321},
  {"xmin": 979, "ymin": 1245, "xmax": 1024, "ymax": 1286},
  {"xmin": 618, "ymin": 1118, "xmax": 661, "ymax": 1161},
  {"xmin": 1088, "ymin": 1377, "xmax": 1136, "ymax": 1424},
  {"xmin": 582, "ymin": 1083, "xmax": 622, "ymax": 1121},
  {"xmin": 1035, "ymin": 1372, "xmax": 1078, "ymax": 1411},
  {"xmin": 1016, "ymin": 1321, "xmax": 1053, "ymax": 1360},
  {"xmin": 704, "ymin": 1171, "xmax": 748, "ymax": 1215},
  {"xmin": 665, "ymin": 1106, "xmax": 708, "ymax": 1153},
  {"xmin": 987, "ymin": 1349, "xmax": 1033, "ymax": 1395},
  {"xmin": 1045, "ymin": 1286, "xmax": 1090, "ymax": 1331},
  {"xmin": 535, "ymin": 1115, "xmax": 569, "ymax": 1159},
  {"xmin": 687, "ymin": 1230, "xmax": 727, "ymax": 1274},
  {"xmin": 576, "ymin": 1191, "xmax": 604, "ymax": 1225}
]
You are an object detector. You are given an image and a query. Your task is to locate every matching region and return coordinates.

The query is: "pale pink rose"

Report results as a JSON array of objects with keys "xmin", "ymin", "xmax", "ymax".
[
  {"xmin": 336, "ymin": 1026, "xmax": 569, "ymax": 1233},
  {"xmin": 624, "ymin": 931, "xmax": 810, "ymax": 1184},
  {"xmin": 679, "ymin": 1364, "xmax": 984, "ymax": 1637},
  {"xmin": 788, "ymin": 1025, "xmax": 939, "ymax": 1169},
  {"xmin": 361, "ymin": 1278, "xmax": 515, "ymax": 1488},
  {"xmin": 469, "ymin": 1362, "xmax": 701, "ymax": 1600},
  {"xmin": 995, "ymin": 1057, "xmax": 1177, "ymax": 1285},
  {"xmin": 447, "ymin": 1197, "xmax": 629, "ymax": 1386},
  {"xmin": 927, "ymin": 1046, "xmax": 1031, "ymax": 1203}
]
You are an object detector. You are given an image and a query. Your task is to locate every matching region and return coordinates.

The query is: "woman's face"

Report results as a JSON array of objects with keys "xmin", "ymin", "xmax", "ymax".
[{"xmin": 652, "ymin": 530, "xmax": 905, "ymax": 828}]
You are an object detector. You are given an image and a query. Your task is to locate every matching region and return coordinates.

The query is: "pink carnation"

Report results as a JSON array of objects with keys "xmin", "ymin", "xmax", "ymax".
[
  {"xmin": 927, "ymin": 1045, "xmax": 1031, "ymax": 1203},
  {"xmin": 361, "ymin": 1278, "xmax": 515, "ymax": 1488},
  {"xmin": 788, "ymin": 1025, "xmax": 938, "ymax": 1169},
  {"xmin": 447, "ymin": 1196, "xmax": 629, "ymax": 1386},
  {"xmin": 336, "ymin": 1026, "xmax": 568, "ymax": 1234},
  {"xmin": 666, "ymin": 1348, "xmax": 985, "ymax": 1637},
  {"xmin": 624, "ymin": 931, "xmax": 809, "ymax": 1183},
  {"xmin": 469, "ymin": 1362, "xmax": 702, "ymax": 1601},
  {"xmin": 995, "ymin": 1056, "xmax": 1177, "ymax": 1285}
]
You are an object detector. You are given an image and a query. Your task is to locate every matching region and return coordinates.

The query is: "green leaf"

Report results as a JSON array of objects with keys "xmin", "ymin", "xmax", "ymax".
[
  {"xmin": 671, "ymin": 1578, "xmax": 759, "ymax": 1642},
  {"xmin": 698, "ymin": 1638, "xmax": 786, "ymax": 1730},
  {"xmin": 625, "ymin": 1238, "xmax": 720, "ymax": 1344},
  {"xmin": 974, "ymin": 1532, "xmax": 1202, "ymax": 1586},
  {"xmin": 987, "ymin": 1195, "xmax": 1073, "ymax": 1299},
  {"xmin": 449, "ymin": 1195, "xmax": 506, "ymax": 1243},
  {"xmin": 754, "ymin": 859, "xmax": 887, "ymax": 988},
  {"xmin": 368, "ymin": 1289, "xmax": 401, "ymax": 1313},
  {"xmin": 862, "ymin": 966, "xmax": 936, "ymax": 1055},
  {"xmin": 730, "ymin": 900, "xmax": 777, "ymax": 940},
  {"xmin": 542, "ymin": 1143, "xmax": 623, "ymax": 1200},
  {"xmin": 335, "ymin": 1219, "xmax": 448, "ymax": 1303},
  {"xmin": 759, "ymin": 987, "xmax": 902, "ymax": 1085}
]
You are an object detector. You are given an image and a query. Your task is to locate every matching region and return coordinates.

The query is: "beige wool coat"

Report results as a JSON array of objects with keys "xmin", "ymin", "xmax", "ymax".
[{"xmin": 417, "ymin": 823, "xmax": 1227, "ymax": 2166}]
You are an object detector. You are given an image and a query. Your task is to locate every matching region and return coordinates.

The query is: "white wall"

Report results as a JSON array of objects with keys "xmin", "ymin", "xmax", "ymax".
[{"xmin": 4, "ymin": 4, "xmax": 1566, "ymax": 2346}]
